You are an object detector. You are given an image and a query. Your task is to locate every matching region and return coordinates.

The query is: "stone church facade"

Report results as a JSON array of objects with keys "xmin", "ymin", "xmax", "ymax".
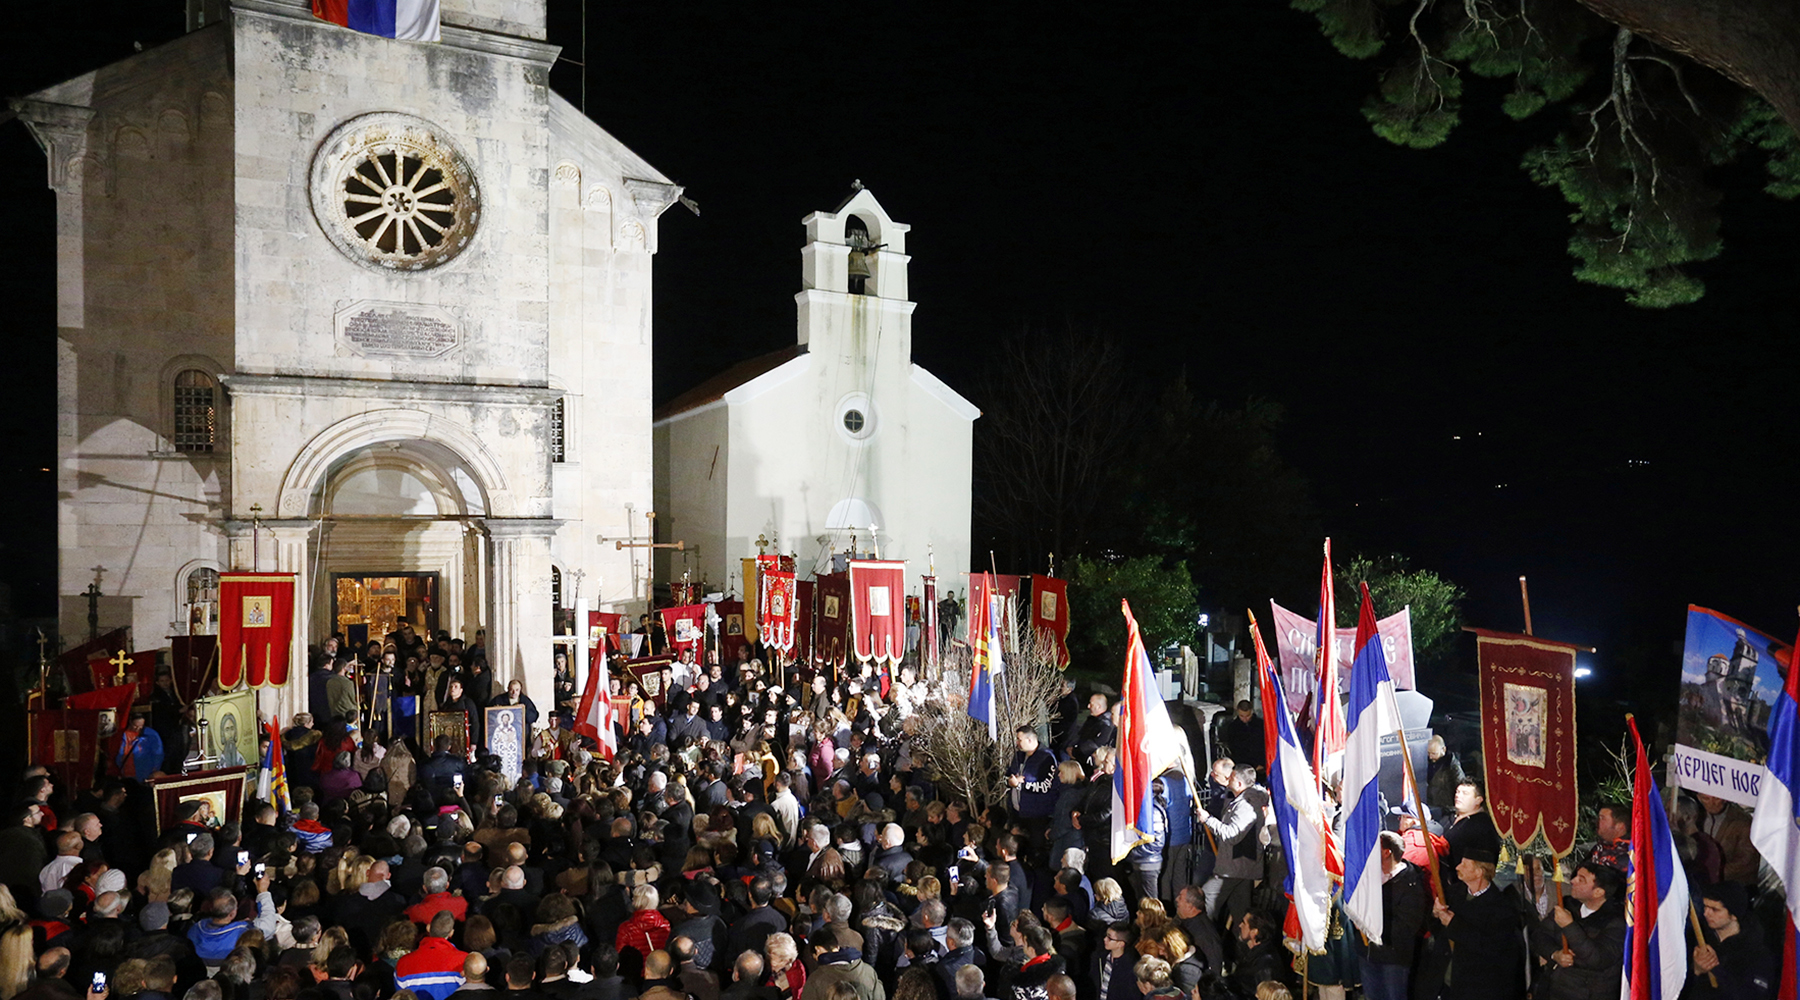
[{"xmin": 16, "ymin": 0, "xmax": 675, "ymax": 718}]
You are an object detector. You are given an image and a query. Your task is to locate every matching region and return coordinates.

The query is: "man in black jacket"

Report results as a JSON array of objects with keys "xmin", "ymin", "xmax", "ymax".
[
  {"xmin": 1531, "ymin": 863, "xmax": 1626, "ymax": 1000},
  {"xmin": 1354, "ymin": 832, "xmax": 1429, "ymax": 1000},
  {"xmin": 1687, "ymin": 882, "xmax": 1777, "ymax": 1000}
]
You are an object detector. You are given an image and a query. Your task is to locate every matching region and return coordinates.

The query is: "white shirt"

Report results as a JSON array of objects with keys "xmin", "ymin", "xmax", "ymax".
[{"xmin": 40, "ymin": 855, "xmax": 81, "ymax": 893}]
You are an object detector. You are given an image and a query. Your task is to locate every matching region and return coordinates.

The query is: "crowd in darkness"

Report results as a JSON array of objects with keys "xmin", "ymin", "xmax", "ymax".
[{"xmin": 0, "ymin": 623, "xmax": 1787, "ymax": 1000}]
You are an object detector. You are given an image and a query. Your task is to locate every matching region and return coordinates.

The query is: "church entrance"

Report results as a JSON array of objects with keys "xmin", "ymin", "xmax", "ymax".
[{"xmin": 331, "ymin": 573, "xmax": 440, "ymax": 650}]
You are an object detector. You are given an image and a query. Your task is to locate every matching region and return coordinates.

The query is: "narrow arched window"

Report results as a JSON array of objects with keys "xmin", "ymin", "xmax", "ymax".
[
  {"xmin": 552, "ymin": 565, "xmax": 563, "ymax": 619},
  {"xmin": 173, "ymin": 369, "xmax": 218, "ymax": 453},
  {"xmin": 187, "ymin": 567, "xmax": 220, "ymax": 634}
]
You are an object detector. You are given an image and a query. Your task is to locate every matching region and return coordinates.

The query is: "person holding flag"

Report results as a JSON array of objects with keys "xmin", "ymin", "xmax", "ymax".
[
  {"xmin": 968, "ymin": 580, "xmax": 1004, "ymax": 742},
  {"xmin": 1110, "ymin": 600, "xmax": 1186, "ymax": 874},
  {"xmin": 258, "ymin": 717, "xmax": 292, "ymax": 815},
  {"xmin": 1248, "ymin": 611, "xmax": 1332, "ymax": 955},
  {"xmin": 574, "ymin": 644, "xmax": 619, "ymax": 759},
  {"xmin": 1748, "ymin": 621, "xmax": 1800, "ymax": 1000}
]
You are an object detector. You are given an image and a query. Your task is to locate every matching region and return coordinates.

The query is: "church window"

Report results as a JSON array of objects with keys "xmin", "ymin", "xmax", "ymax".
[
  {"xmin": 842, "ymin": 409, "xmax": 866, "ymax": 434},
  {"xmin": 311, "ymin": 113, "xmax": 481, "ymax": 272},
  {"xmin": 551, "ymin": 398, "xmax": 566, "ymax": 463},
  {"xmin": 551, "ymin": 566, "xmax": 563, "ymax": 623},
  {"xmin": 186, "ymin": 566, "xmax": 219, "ymax": 634},
  {"xmin": 173, "ymin": 369, "xmax": 218, "ymax": 452}
]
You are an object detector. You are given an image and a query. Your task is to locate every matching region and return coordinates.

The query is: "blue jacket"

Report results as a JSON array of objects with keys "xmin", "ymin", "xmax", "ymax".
[{"xmin": 188, "ymin": 918, "xmax": 250, "ymax": 963}]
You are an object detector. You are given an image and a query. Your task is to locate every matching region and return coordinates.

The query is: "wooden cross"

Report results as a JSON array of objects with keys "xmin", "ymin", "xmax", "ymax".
[
  {"xmin": 614, "ymin": 510, "xmax": 684, "ymax": 607},
  {"xmin": 109, "ymin": 648, "xmax": 132, "ymax": 686}
]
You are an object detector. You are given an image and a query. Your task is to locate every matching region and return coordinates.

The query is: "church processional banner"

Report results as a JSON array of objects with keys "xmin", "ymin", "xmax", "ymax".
[
  {"xmin": 1473, "ymin": 628, "xmax": 1581, "ymax": 859},
  {"xmin": 760, "ymin": 569, "xmax": 798, "ymax": 652},
  {"xmin": 30, "ymin": 708, "xmax": 101, "ymax": 792},
  {"xmin": 849, "ymin": 560, "xmax": 907, "ymax": 664},
  {"xmin": 658, "ymin": 604, "xmax": 705, "ymax": 659},
  {"xmin": 1671, "ymin": 606, "xmax": 1792, "ymax": 807},
  {"xmin": 219, "ymin": 574, "xmax": 297, "ymax": 689},
  {"xmin": 815, "ymin": 574, "xmax": 849, "ymax": 667},
  {"xmin": 1268, "ymin": 601, "xmax": 1416, "ymax": 715},
  {"xmin": 1030, "ymin": 575, "xmax": 1070, "ymax": 668}
]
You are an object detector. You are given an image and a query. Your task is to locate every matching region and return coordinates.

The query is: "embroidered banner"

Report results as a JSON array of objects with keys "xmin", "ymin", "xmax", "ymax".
[
  {"xmin": 1030, "ymin": 575, "xmax": 1071, "ymax": 668},
  {"xmin": 849, "ymin": 560, "xmax": 907, "ymax": 664},
  {"xmin": 1673, "ymin": 605, "xmax": 1792, "ymax": 807},
  {"xmin": 219, "ymin": 573, "xmax": 297, "ymax": 689},
  {"xmin": 1268, "ymin": 600, "xmax": 1417, "ymax": 714},
  {"xmin": 815, "ymin": 573, "xmax": 849, "ymax": 667},
  {"xmin": 30, "ymin": 708, "xmax": 101, "ymax": 792},
  {"xmin": 794, "ymin": 579, "xmax": 815, "ymax": 666},
  {"xmin": 658, "ymin": 604, "xmax": 706, "ymax": 660},
  {"xmin": 760, "ymin": 569, "xmax": 797, "ymax": 652},
  {"xmin": 921, "ymin": 575, "xmax": 940, "ymax": 674},
  {"xmin": 1474, "ymin": 628, "xmax": 1580, "ymax": 858}
]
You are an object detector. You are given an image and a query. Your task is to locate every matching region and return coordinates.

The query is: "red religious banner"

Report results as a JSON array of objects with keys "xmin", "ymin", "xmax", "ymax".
[
  {"xmin": 1473, "ymin": 628, "xmax": 1581, "ymax": 858},
  {"xmin": 718, "ymin": 599, "xmax": 749, "ymax": 666},
  {"xmin": 658, "ymin": 604, "xmax": 705, "ymax": 659},
  {"xmin": 219, "ymin": 573, "xmax": 297, "ymax": 688},
  {"xmin": 30, "ymin": 708, "xmax": 101, "ymax": 793},
  {"xmin": 921, "ymin": 575, "xmax": 940, "ymax": 674},
  {"xmin": 169, "ymin": 635, "xmax": 218, "ymax": 702},
  {"xmin": 759, "ymin": 569, "xmax": 797, "ymax": 652},
  {"xmin": 815, "ymin": 573, "xmax": 850, "ymax": 667},
  {"xmin": 849, "ymin": 560, "xmax": 906, "ymax": 664},
  {"xmin": 55, "ymin": 627, "xmax": 128, "ymax": 696},
  {"xmin": 1030, "ymin": 575, "xmax": 1071, "ymax": 668},
  {"xmin": 589, "ymin": 611, "xmax": 629, "ymax": 653}
]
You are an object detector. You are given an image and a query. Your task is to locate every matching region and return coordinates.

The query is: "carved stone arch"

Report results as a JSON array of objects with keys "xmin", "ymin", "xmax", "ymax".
[
  {"xmin": 585, "ymin": 185, "xmax": 612, "ymax": 211},
  {"xmin": 66, "ymin": 152, "xmax": 111, "ymax": 196},
  {"xmin": 553, "ymin": 160, "xmax": 581, "ymax": 186},
  {"xmin": 199, "ymin": 92, "xmax": 229, "ymax": 131},
  {"xmin": 277, "ymin": 408, "xmax": 513, "ymax": 518},
  {"xmin": 158, "ymin": 108, "xmax": 192, "ymax": 137},
  {"xmin": 618, "ymin": 219, "xmax": 646, "ymax": 250},
  {"xmin": 112, "ymin": 126, "xmax": 151, "ymax": 160}
]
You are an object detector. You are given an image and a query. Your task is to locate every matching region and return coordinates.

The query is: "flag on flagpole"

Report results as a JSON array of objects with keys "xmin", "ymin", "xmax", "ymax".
[
  {"xmin": 1750, "ymin": 628, "xmax": 1800, "ymax": 1000},
  {"xmin": 1313, "ymin": 539, "xmax": 1345, "ymax": 780},
  {"xmin": 1111, "ymin": 600, "xmax": 1186, "ymax": 863},
  {"xmin": 575, "ymin": 646, "xmax": 618, "ymax": 759},
  {"xmin": 968, "ymin": 574, "xmax": 1003, "ymax": 741},
  {"xmin": 1622, "ymin": 715, "xmax": 1689, "ymax": 1000},
  {"xmin": 1250, "ymin": 611, "xmax": 1332, "ymax": 951},
  {"xmin": 261, "ymin": 718, "xmax": 292, "ymax": 814},
  {"xmin": 1341, "ymin": 582, "xmax": 1397, "ymax": 942},
  {"xmin": 312, "ymin": 0, "xmax": 441, "ymax": 41}
]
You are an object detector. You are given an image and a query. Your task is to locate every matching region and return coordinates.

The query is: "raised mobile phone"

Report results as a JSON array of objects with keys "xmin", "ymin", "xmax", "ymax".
[
  {"xmin": 948, "ymin": 864, "xmax": 959, "ymax": 882},
  {"xmin": 452, "ymin": 773, "xmax": 464, "ymax": 792},
  {"xmin": 254, "ymin": 862, "xmax": 266, "ymax": 879},
  {"xmin": 186, "ymin": 832, "xmax": 197, "ymax": 845},
  {"xmin": 92, "ymin": 973, "xmax": 107, "ymax": 992},
  {"xmin": 238, "ymin": 850, "xmax": 250, "ymax": 867}
]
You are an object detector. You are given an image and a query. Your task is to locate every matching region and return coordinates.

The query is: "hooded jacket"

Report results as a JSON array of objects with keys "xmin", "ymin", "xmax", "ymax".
[{"xmin": 187, "ymin": 917, "xmax": 251, "ymax": 964}]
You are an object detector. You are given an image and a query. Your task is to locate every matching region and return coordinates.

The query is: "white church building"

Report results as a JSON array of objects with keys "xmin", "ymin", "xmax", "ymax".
[
  {"xmin": 16, "ymin": 0, "xmax": 676, "ymax": 717},
  {"xmin": 653, "ymin": 189, "xmax": 979, "ymax": 595}
]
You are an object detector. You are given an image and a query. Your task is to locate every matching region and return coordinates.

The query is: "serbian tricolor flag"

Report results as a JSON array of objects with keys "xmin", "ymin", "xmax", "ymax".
[
  {"xmin": 1250, "ymin": 611, "xmax": 1332, "ymax": 952},
  {"xmin": 1622, "ymin": 714, "xmax": 1690, "ymax": 1000},
  {"xmin": 259, "ymin": 718, "xmax": 292, "ymax": 814},
  {"xmin": 849, "ymin": 560, "xmax": 907, "ymax": 664},
  {"xmin": 1750, "ymin": 629, "xmax": 1800, "ymax": 1000},
  {"xmin": 219, "ymin": 573, "xmax": 297, "ymax": 689},
  {"xmin": 1313, "ymin": 538, "xmax": 1344, "ymax": 779},
  {"xmin": 313, "ymin": 0, "xmax": 441, "ymax": 42},
  {"xmin": 967, "ymin": 576, "xmax": 1004, "ymax": 741},
  {"xmin": 575, "ymin": 646, "xmax": 618, "ymax": 759},
  {"xmin": 1110, "ymin": 600, "xmax": 1185, "ymax": 862},
  {"xmin": 1341, "ymin": 583, "xmax": 1397, "ymax": 943}
]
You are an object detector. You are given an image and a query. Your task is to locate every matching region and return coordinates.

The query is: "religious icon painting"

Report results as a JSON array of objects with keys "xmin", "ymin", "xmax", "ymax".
[
  {"xmin": 1503, "ymin": 682, "xmax": 1548, "ymax": 769},
  {"xmin": 97, "ymin": 709, "xmax": 118, "ymax": 739},
  {"xmin": 149, "ymin": 769, "xmax": 247, "ymax": 833},
  {"xmin": 824, "ymin": 595, "xmax": 842, "ymax": 619},
  {"xmin": 1039, "ymin": 589, "xmax": 1058, "ymax": 621},
  {"xmin": 485, "ymin": 705, "xmax": 526, "ymax": 785},
  {"xmin": 243, "ymin": 595, "xmax": 271, "ymax": 627},
  {"xmin": 867, "ymin": 586, "xmax": 891, "ymax": 617},
  {"xmin": 197, "ymin": 690, "xmax": 257, "ymax": 769},
  {"xmin": 428, "ymin": 711, "xmax": 469, "ymax": 757},
  {"xmin": 180, "ymin": 790, "xmax": 228, "ymax": 828},
  {"xmin": 727, "ymin": 614, "xmax": 744, "ymax": 636}
]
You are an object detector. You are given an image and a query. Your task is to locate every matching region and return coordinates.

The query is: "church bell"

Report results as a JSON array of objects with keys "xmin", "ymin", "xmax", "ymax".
[{"xmin": 847, "ymin": 249, "xmax": 873, "ymax": 282}]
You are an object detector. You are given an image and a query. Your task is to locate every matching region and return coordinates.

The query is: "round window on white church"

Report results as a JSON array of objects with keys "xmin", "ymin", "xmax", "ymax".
[
  {"xmin": 311, "ymin": 112, "xmax": 481, "ymax": 272},
  {"xmin": 835, "ymin": 392, "xmax": 876, "ymax": 442}
]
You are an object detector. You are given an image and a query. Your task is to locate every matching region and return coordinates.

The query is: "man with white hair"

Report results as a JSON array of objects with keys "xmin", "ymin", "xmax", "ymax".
[
  {"xmin": 409, "ymin": 866, "xmax": 468, "ymax": 924},
  {"xmin": 871, "ymin": 823, "xmax": 913, "ymax": 881},
  {"xmin": 954, "ymin": 965, "xmax": 987, "ymax": 1000}
]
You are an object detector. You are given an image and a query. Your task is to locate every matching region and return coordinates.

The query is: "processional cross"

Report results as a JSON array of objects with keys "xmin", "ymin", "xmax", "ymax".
[
  {"xmin": 109, "ymin": 648, "xmax": 132, "ymax": 686},
  {"xmin": 613, "ymin": 510, "xmax": 685, "ymax": 607}
]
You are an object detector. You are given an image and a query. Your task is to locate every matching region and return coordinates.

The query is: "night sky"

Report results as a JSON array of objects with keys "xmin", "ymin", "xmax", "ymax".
[{"xmin": 4, "ymin": 1, "xmax": 1798, "ymax": 714}]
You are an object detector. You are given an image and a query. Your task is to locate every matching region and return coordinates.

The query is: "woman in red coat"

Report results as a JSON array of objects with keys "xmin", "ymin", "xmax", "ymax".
[{"xmin": 614, "ymin": 883, "xmax": 671, "ymax": 967}]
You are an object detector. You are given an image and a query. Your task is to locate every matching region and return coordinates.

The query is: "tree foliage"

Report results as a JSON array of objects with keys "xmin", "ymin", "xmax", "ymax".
[
  {"xmin": 1065, "ymin": 554, "xmax": 1199, "ymax": 673},
  {"xmin": 1286, "ymin": 0, "xmax": 1800, "ymax": 306},
  {"xmin": 1333, "ymin": 552, "xmax": 1466, "ymax": 669}
]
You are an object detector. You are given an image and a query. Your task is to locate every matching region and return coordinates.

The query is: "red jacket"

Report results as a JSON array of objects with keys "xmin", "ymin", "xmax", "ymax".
[
  {"xmin": 615, "ymin": 909, "xmax": 670, "ymax": 959},
  {"xmin": 394, "ymin": 935, "xmax": 468, "ymax": 1000},
  {"xmin": 406, "ymin": 892, "xmax": 468, "ymax": 926}
]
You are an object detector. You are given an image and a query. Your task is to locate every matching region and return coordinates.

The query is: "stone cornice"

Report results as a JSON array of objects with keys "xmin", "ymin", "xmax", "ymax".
[{"xmin": 221, "ymin": 373, "xmax": 562, "ymax": 406}]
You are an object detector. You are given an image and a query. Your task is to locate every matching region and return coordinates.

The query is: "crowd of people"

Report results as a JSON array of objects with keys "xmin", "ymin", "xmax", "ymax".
[{"xmin": 0, "ymin": 629, "xmax": 1790, "ymax": 1000}]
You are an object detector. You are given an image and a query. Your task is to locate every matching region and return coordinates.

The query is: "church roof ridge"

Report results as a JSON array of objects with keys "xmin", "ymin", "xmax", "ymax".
[{"xmin": 653, "ymin": 344, "xmax": 805, "ymax": 422}]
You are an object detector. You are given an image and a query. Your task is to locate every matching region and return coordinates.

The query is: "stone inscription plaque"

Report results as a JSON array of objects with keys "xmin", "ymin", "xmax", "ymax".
[{"xmin": 334, "ymin": 300, "xmax": 461, "ymax": 359}]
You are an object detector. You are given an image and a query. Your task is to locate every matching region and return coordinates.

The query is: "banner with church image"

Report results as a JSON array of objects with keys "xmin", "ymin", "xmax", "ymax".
[
  {"xmin": 219, "ymin": 573, "xmax": 296, "ymax": 688},
  {"xmin": 659, "ymin": 604, "xmax": 706, "ymax": 659},
  {"xmin": 1672, "ymin": 605, "xmax": 1793, "ymax": 807}
]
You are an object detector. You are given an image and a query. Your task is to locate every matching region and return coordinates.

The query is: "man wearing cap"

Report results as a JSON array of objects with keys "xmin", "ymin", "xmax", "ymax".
[
  {"xmin": 1428, "ymin": 846, "xmax": 1523, "ymax": 1000},
  {"xmin": 1688, "ymin": 882, "xmax": 1776, "ymax": 999},
  {"xmin": 1529, "ymin": 862, "xmax": 1625, "ymax": 1000}
]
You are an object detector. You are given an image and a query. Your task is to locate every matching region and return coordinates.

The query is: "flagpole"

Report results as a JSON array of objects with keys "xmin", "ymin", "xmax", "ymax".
[
  {"xmin": 1383, "ymin": 683, "xmax": 1445, "ymax": 904},
  {"xmin": 1686, "ymin": 900, "xmax": 1717, "ymax": 988}
]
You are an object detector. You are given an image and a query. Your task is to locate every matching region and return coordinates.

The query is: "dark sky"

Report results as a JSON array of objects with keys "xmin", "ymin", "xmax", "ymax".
[{"xmin": 4, "ymin": 1, "xmax": 1799, "ymax": 707}]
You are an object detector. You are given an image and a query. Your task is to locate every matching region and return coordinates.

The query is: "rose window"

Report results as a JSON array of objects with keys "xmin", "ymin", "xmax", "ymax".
[{"xmin": 311, "ymin": 113, "xmax": 480, "ymax": 271}]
